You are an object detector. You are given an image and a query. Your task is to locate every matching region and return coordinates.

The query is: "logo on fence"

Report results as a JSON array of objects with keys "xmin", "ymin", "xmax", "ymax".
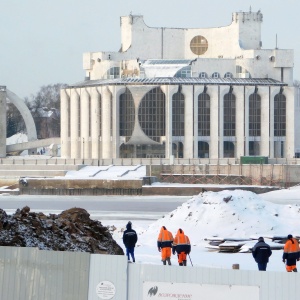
[{"xmin": 148, "ymin": 286, "xmax": 158, "ymax": 296}]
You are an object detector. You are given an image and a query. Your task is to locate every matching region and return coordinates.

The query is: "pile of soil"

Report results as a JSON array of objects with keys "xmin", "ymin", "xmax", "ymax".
[{"xmin": 0, "ymin": 206, "xmax": 124, "ymax": 255}]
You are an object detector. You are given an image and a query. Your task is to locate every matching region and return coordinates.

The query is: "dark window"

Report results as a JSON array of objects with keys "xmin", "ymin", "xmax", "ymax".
[
  {"xmin": 274, "ymin": 93, "xmax": 286, "ymax": 136},
  {"xmin": 119, "ymin": 88, "xmax": 135, "ymax": 139},
  {"xmin": 198, "ymin": 92, "xmax": 210, "ymax": 136},
  {"xmin": 249, "ymin": 93, "xmax": 261, "ymax": 136},
  {"xmin": 138, "ymin": 87, "xmax": 165, "ymax": 142},
  {"xmin": 172, "ymin": 92, "xmax": 184, "ymax": 136},
  {"xmin": 223, "ymin": 92, "xmax": 236, "ymax": 136}
]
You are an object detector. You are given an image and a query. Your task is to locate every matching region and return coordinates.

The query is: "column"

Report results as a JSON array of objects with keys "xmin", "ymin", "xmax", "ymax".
[
  {"xmin": 101, "ymin": 86, "xmax": 112, "ymax": 159},
  {"xmin": 285, "ymin": 86, "xmax": 295, "ymax": 158},
  {"xmin": 209, "ymin": 86, "xmax": 219, "ymax": 159},
  {"xmin": 244, "ymin": 86, "xmax": 251, "ymax": 156},
  {"xmin": 0, "ymin": 89, "xmax": 6, "ymax": 158},
  {"xmin": 81, "ymin": 88, "xmax": 90, "ymax": 159},
  {"xmin": 112, "ymin": 86, "xmax": 126, "ymax": 159},
  {"xmin": 219, "ymin": 86, "xmax": 229, "ymax": 158},
  {"xmin": 91, "ymin": 87, "xmax": 101, "ymax": 159},
  {"xmin": 270, "ymin": 87, "xmax": 280, "ymax": 158},
  {"xmin": 70, "ymin": 89, "xmax": 80, "ymax": 158},
  {"xmin": 260, "ymin": 86, "xmax": 270, "ymax": 156},
  {"xmin": 60, "ymin": 88, "xmax": 70, "ymax": 158},
  {"xmin": 235, "ymin": 86, "xmax": 245, "ymax": 158},
  {"xmin": 182, "ymin": 85, "xmax": 193, "ymax": 158},
  {"xmin": 193, "ymin": 86, "xmax": 204, "ymax": 158},
  {"xmin": 161, "ymin": 85, "xmax": 177, "ymax": 159}
]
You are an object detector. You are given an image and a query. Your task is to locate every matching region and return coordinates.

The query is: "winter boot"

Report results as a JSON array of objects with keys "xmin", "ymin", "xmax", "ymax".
[
  {"xmin": 163, "ymin": 260, "xmax": 166, "ymax": 265},
  {"xmin": 293, "ymin": 268, "xmax": 298, "ymax": 272},
  {"xmin": 179, "ymin": 263, "xmax": 183, "ymax": 266},
  {"xmin": 166, "ymin": 257, "xmax": 171, "ymax": 265},
  {"xmin": 183, "ymin": 260, "xmax": 187, "ymax": 266}
]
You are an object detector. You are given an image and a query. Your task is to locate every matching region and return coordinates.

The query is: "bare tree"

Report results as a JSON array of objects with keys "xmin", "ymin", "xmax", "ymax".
[
  {"xmin": 6, "ymin": 102, "xmax": 26, "ymax": 138},
  {"xmin": 25, "ymin": 83, "xmax": 67, "ymax": 138}
]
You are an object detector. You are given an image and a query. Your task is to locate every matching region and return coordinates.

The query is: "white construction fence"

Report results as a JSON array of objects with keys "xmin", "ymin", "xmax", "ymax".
[{"xmin": 0, "ymin": 247, "xmax": 299, "ymax": 300}]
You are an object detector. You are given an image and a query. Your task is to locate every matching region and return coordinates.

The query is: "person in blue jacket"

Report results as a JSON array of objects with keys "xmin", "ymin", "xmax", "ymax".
[
  {"xmin": 122, "ymin": 221, "xmax": 138, "ymax": 263},
  {"xmin": 252, "ymin": 237, "xmax": 272, "ymax": 271}
]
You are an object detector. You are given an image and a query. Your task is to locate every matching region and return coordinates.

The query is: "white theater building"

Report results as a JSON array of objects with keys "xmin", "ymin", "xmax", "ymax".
[{"xmin": 61, "ymin": 10, "xmax": 297, "ymax": 160}]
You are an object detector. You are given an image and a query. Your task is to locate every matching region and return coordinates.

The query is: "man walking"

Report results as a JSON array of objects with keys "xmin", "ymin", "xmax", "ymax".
[
  {"xmin": 172, "ymin": 228, "xmax": 191, "ymax": 266},
  {"xmin": 157, "ymin": 226, "xmax": 173, "ymax": 265},
  {"xmin": 283, "ymin": 234, "xmax": 300, "ymax": 272},
  {"xmin": 122, "ymin": 221, "xmax": 138, "ymax": 263},
  {"xmin": 252, "ymin": 237, "xmax": 272, "ymax": 271}
]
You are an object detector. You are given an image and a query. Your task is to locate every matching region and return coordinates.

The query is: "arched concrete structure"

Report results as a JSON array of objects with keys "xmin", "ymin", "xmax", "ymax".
[
  {"xmin": 6, "ymin": 89, "xmax": 37, "ymax": 142},
  {"xmin": 0, "ymin": 88, "xmax": 37, "ymax": 157}
]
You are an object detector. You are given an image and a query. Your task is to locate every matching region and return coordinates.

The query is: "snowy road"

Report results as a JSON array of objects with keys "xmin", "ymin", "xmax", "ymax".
[{"xmin": 0, "ymin": 195, "xmax": 190, "ymax": 220}]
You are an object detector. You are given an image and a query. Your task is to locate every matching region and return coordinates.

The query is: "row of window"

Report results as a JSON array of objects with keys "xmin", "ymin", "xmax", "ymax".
[
  {"xmin": 199, "ymin": 72, "xmax": 233, "ymax": 79},
  {"xmin": 104, "ymin": 67, "xmax": 243, "ymax": 80},
  {"xmin": 119, "ymin": 88, "xmax": 286, "ymax": 141},
  {"xmin": 67, "ymin": 88, "xmax": 286, "ymax": 143}
]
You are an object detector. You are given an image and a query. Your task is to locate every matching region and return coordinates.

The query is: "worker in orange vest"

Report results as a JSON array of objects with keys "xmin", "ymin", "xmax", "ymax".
[
  {"xmin": 283, "ymin": 234, "xmax": 300, "ymax": 272},
  {"xmin": 157, "ymin": 226, "xmax": 174, "ymax": 265},
  {"xmin": 172, "ymin": 228, "xmax": 191, "ymax": 266}
]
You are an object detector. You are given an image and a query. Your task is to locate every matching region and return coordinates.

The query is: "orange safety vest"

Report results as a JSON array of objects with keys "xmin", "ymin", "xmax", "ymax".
[{"xmin": 157, "ymin": 227, "xmax": 173, "ymax": 249}]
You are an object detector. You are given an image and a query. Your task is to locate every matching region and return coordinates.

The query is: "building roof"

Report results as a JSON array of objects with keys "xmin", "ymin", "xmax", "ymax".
[
  {"xmin": 142, "ymin": 59, "xmax": 193, "ymax": 65},
  {"xmin": 68, "ymin": 77, "xmax": 287, "ymax": 89}
]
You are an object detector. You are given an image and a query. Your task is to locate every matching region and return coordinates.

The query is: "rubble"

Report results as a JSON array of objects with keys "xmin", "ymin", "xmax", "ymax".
[{"xmin": 0, "ymin": 206, "xmax": 124, "ymax": 255}]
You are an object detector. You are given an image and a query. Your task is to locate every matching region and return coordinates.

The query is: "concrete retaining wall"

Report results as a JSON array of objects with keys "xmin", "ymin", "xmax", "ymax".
[{"xmin": 19, "ymin": 178, "xmax": 143, "ymax": 195}]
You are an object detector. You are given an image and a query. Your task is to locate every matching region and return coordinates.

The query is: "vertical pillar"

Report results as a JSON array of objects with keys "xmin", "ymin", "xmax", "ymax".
[
  {"xmin": 219, "ymin": 86, "xmax": 229, "ymax": 158},
  {"xmin": 91, "ymin": 87, "xmax": 101, "ymax": 159},
  {"xmin": 70, "ymin": 89, "xmax": 80, "ymax": 158},
  {"xmin": 209, "ymin": 86, "xmax": 219, "ymax": 159},
  {"xmin": 182, "ymin": 85, "xmax": 193, "ymax": 158},
  {"xmin": 161, "ymin": 85, "xmax": 177, "ymax": 159},
  {"xmin": 0, "ymin": 88, "xmax": 6, "ymax": 158},
  {"xmin": 60, "ymin": 89, "xmax": 70, "ymax": 158},
  {"xmin": 260, "ymin": 86, "xmax": 270, "ymax": 156},
  {"xmin": 101, "ymin": 87, "xmax": 112, "ymax": 159},
  {"xmin": 81, "ymin": 88, "xmax": 90, "ymax": 159},
  {"xmin": 111, "ymin": 86, "xmax": 118, "ymax": 159},
  {"xmin": 270, "ymin": 87, "xmax": 280, "ymax": 158},
  {"xmin": 235, "ymin": 86, "xmax": 245, "ymax": 158},
  {"xmin": 112, "ymin": 86, "xmax": 124, "ymax": 159},
  {"xmin": 285, "ymin": 86, "xmax": 295, "ymax": 158},
  {"xmin": 244, "ymin": 87, "xmax": 251, "ymax": 156},
  {"xmin": 193, "ymin": 86, "xmax": 204, "ymax": 158}
]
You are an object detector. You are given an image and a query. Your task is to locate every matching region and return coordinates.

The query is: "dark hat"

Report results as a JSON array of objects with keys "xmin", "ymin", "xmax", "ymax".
[
  {"xmin": 258, "ymin": 237, "xmax": 264, "ymax": 242},
  {"xmin": 126, "ymin": 221, "xmax": 132, "ymax": 229},
  {"xmin": 288, "ymin": 234, "xmax": 293, "ymax": 239}
]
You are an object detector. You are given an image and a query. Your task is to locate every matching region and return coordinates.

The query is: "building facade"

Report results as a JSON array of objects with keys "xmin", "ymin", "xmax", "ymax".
[{"xmin": 61, "ymin": 10, "xmax": 296, "ymax": 160}]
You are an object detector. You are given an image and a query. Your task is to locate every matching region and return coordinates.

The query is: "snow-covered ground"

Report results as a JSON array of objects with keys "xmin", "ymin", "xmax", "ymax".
[{"xmin": 105, "ymin": 187, "xmax": 300, "ymax": 272}]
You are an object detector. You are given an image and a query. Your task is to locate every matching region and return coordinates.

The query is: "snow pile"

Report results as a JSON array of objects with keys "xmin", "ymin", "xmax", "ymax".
[
  {"xmin": 6, "ymin": 133, "xmax": 28, "ymax": 145},
  {"xmin": 139, "ymin": 190, "xmax": 300, "ymax": 247}
]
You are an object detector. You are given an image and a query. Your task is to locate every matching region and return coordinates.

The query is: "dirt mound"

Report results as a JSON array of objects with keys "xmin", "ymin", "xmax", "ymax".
[{"xmin": 0, "ymin": 206, "xmax": 124, "ymax": 255}]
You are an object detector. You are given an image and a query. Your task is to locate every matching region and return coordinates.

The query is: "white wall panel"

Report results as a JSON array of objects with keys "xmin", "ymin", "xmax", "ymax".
[
  {"xmin": 88, "ymin": 254, "xmax": 127, "ymax": 300},
  {"xmin": 0, "ymin": 247, "xmax": 90, "ymax": 300}
]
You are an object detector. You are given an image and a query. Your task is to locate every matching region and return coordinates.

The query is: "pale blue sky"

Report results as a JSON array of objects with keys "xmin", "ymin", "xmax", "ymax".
[{"xmin": 0, "ymin": 0, "xmax": 298, "ymax": 98}]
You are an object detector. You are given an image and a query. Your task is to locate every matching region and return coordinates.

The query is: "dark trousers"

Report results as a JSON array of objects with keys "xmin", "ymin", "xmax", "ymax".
[
  {"xmin": 257, "ymin": 263, "xmax": 267, "ymax": 271},
  {"xmin": 126, "ymin": 247, "xmax": 135, "ymax": 262}
]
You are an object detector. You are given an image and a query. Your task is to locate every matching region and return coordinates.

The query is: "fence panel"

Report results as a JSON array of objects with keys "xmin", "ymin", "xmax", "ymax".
[{"xmin": 0, "ymin": 247, "xmax": 90, "ymax": 300}]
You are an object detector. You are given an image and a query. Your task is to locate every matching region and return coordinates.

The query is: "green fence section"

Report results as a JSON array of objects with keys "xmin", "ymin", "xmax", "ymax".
[{"xmin": 240, "ymin": 156, "xmax": 269, "ymax": 164}]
